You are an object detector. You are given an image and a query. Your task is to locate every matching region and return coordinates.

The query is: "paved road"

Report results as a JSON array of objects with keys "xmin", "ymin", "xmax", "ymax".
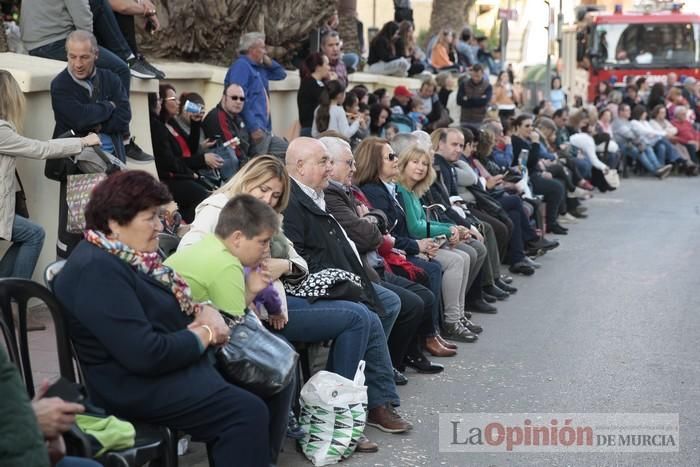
[{"xmin": 183, "ymin": 176, "xmax": 700, "ymax": 467}]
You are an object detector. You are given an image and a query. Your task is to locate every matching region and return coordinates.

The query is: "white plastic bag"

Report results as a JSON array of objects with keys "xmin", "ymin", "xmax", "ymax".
[{"xmin": 298, "ymin": 361, "xmax": 368, "ymax": 466}]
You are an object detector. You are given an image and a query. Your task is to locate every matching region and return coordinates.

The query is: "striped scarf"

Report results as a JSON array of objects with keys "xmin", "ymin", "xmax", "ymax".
[{"xmin": 84, "ymin": 229, "xmax": 200, "ymax": 316}]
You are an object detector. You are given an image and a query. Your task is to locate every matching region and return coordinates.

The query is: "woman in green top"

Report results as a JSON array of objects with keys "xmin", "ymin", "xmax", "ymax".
[{"xmin": 395, "ymin": 145, "xmax": 476, "ymax": 342}]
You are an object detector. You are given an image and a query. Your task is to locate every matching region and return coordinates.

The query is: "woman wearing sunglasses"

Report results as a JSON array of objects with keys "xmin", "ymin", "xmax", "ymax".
[
  {"xmin": 355, "ymin": 138, "xmax": 479, "ymax": 345},
  {"xmin": 511, "ymin": 114, "xmax": 567, "ymax": 235}
]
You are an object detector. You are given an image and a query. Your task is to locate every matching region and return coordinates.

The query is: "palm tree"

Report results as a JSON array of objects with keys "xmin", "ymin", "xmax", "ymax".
[
  {"xmin": 138, "ymin": 0, "xmax": 336, "ymax": 66},
  {"xmin": 428, "ymin": 0, "xmax": 475, "ymax": 37}
]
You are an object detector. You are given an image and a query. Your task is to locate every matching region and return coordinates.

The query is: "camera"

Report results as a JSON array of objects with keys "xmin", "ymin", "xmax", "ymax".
[{"xmin": 183, "ymin": 100, "xmax": 204, "ymax": 114}]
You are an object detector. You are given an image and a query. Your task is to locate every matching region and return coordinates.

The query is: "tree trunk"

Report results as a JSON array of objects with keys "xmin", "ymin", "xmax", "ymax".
[
  {"xmin": 138, "ymin": 0, "xmax": 336, "ymax": 67},
  {"xmin": 0, "ymin": 22, "xmax": 8, "ymax": 53},
  {"xmin": 337, "ymin": 0, "xmax": 359, "ymax": 55},
  {"xmin": 429, "ymin": 0, "xmax": 468, "ymax": 38}
]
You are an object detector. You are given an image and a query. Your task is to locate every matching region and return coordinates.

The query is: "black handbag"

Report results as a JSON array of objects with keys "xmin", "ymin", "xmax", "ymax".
[
  {"xmin": 215, "ymin": 310, "xmax": 298, "ymax": 397},
  {"xmin": 283, "ymin": 268, "xmax": 364, "ymax": 303}
]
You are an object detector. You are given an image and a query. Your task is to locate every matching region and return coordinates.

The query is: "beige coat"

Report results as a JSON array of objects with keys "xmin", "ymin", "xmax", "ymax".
[{"xmin": 0, "ymin": 119, "xmax": 83, "ymax": 240}]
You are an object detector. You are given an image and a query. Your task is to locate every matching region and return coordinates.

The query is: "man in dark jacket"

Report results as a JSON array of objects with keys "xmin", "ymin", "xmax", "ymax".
[
  {"xmin": 321, "ymin": 136, "xmax": 449, "ymax": 372},
  {"xmin": 282, "ymin": 137, "xmax": 413, "ymax": 434},
  {"xmin": 456, "ymin": 64, "xmax": 492, "ymax": 125},
  {"xmin": 51, "ymin": 30, "xmax": 131, "ymax": 163},
  {"xmin": 202, "ymin": 83, "xmax": 251, "ymax": 162}
]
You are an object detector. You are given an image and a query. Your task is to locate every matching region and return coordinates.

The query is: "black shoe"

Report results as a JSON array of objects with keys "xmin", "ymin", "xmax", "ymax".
[
  {"xmin": 404, "ymin": 354, "xmax": 444, "ymax": 374},
  {"xmin": 495, "ymin": 278, "xmax": 518, "ymax": 293},
  {"xmin": 499, "ymin": 274, "xmax": 513, "ymax": 284},
  {"xmin": 482, "ymin": 292, "xmax": 497, "ymax": 303},
  {"xmin": 509, "ymin": 261, "xmax": 535, "ymax": 276},
  {"xmin": 393, "ymin": 367, "xmax": 408, "ymax": 385},
  {"xmin": 483, "ymin": 285, "xmax": 509, "ymax": 300},
  {"xmin": 547, "ymin": 223, "xmax": 568, "ymax": 235},
  {"xmin": 127, "ymin": 57, "xmax": 157, "ymax": 79},
  {"xmin": 286, "ymin": 411, "xmax": 306, "ymax": 439},
  {"xmin": 569, "ymin": 209, "xmax": 588, "ymax": 219},
  {"xmin": 443, "ymin": 322, "xmax": 478, "ymax": 342},
  {"xmin": 138, "ymin": 55, "xmax": 166, "ymax": 79},
  {"xmin": 125, "ymin": 137, "xmax": 154, "ymax": 163},
  {"xmin": 460, "ymin": 316, "xmax": 483, "ymax": 334},
  {"xmin": 467, "ymin": 298, "xmax": 498, "ymax": 314},
  {"xmin": 464, "ymin": 310, "xmax": 472, "ymax": 319},
  {"xmin": 527, "ymin": 238, "xmax": 559, "ymax": 251}
]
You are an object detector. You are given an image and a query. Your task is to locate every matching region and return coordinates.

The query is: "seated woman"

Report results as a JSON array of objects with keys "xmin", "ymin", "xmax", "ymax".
[
  {"xmin": 394, "ymin": 145, "xmax": 479, "ymax": 343},
  {"xmin": 148, "ymin": 88, "xmax": 211, "ymax": 223},
  {"xmin": 312, "ymin": 80, "xmax": 361, "ymax": 139},
  {"xmin": 630, "ymin": 104, "xmax": 685, "ymax": 169},
  {"xmin": 396, "ymin": 20, "xmax": 427, "ymax": 76},
  {"xmin": 297, "ymin": 52, "xmax": 330, "ymax": 137},
  {"xmin": 367, "ymin": 21, "xmax": 411, "ymax": 77},
  {"xmin": 53, "ymin": 171, "xmax": 271, "ymax": 466},
  {"xmin": 354, "ymin": 138, "xmax": 478, "ymax": 343},
  {"xmin": 649, "ymin": 105, "xmax": 698, "ymax": 175},
  {"xmin": 511, "ymin": 115, "xmax": 567, "ymax": 235},
  {"xmin": 671, "ymin": 105, "xmax": 700, "ymax": 164},
  {"xmin": 430, "ymin": 29, "xmax": 459, "ymax": 72},
  {"xmin": 178, "ymin": 155, "xmax": 411, "ymax": 444}
]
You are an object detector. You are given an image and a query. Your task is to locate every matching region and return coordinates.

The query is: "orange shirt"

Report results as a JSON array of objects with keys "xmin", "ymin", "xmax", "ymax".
[{"xmin": 431, "ymin": 43, "xmax": 454, "ymax": 68}]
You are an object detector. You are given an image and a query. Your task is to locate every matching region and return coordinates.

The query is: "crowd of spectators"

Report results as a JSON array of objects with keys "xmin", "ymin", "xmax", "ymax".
[{"xmin": 2, "ymin": 4, "xmax": 700, "ymax": 466}]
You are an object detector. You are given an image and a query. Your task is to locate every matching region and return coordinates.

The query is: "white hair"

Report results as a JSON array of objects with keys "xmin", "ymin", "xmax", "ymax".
[
  {"xmin": 411, "ymin": 130, "xmax": 433, "ymax": 152},
  {"xmin": 390, "ymin": 133, "xmax": 419, "ymax": 156},
  {"xmin": 239, "ymin": 32, "xmax": 265, "ymax": 54},
  {"xmin": 319, "ymin": 136, "xmax": 352, "ymax": 160},
  {"xmin": 674, "ymin": 105, "xmax": 688, "ymax": 119},
  {"xmin": 66, "ymin": 30, "xmax": 98, "ymax": 53}
]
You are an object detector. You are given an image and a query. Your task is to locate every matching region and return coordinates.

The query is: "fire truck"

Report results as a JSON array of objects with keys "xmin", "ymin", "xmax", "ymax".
[{"xmin": 562, "ymin": 1, "xmax": 700, "ymax": 103}]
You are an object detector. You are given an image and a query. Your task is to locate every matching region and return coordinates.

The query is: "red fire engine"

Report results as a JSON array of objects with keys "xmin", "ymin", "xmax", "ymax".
[{"xmin": 578, "ymin": 2, "xmax": 700, "ymax": 102}]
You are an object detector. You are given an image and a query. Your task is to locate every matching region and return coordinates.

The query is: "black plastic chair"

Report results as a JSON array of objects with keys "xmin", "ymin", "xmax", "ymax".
[{"xmin": 0, "ymin": 277, "xmax": 177, "ymax": 467}]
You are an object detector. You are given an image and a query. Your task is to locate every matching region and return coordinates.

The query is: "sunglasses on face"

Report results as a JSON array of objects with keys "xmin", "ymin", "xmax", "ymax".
[
  {"xmin": 227, "ymin": 95, "xmax": 246, "ymax": 102},
  {"xmin": 385, "ymin": 153, "xmax": 398, "ymax": 161}
]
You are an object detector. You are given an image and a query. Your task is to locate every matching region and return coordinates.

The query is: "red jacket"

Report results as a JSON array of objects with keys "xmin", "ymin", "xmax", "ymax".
[{"xmin": 672, "ymin": 118, "xmax": 700, "ymax": 145}]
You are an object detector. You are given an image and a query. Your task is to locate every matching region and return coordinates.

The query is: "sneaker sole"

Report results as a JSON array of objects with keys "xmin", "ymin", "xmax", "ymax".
[
  {"xmin": 129, "ymin": 69, "xmax": 157, "ymax": 79},
  {"xmin": 126, "ymin": 157, "xmax": 154, "ymax": 164},
  {"xmin": 365, "ymin": 421, "xmax": 412, "ymax": 433}
]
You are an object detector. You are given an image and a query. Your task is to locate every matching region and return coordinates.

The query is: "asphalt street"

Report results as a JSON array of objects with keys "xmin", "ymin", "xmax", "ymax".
[{"xmin": 185, "ymin": 176, "xmax": 700, "ymax": 467}]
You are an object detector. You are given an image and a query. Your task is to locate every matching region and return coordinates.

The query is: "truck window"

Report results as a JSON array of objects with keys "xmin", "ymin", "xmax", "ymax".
[{"xmin": 592, "ymin": 22, "xmax": 698, "ymax": 68}]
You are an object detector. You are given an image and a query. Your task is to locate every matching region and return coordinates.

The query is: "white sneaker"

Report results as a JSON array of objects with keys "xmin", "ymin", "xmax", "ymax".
[
  {"xmin": 567, "ymin": 187, "xmax": 588, "ymax": 198},
  {"xmin": 558, "ymin": 213, "xmax": 579, "ymax": 224}
]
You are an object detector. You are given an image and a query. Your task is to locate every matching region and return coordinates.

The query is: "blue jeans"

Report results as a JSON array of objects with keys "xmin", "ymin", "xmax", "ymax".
[
  {"xmin": 371, "ymin": 282, "xmax": 401, "ymax": 338},
  {"xmin": 279, "ymin": 297, "xmax": 400, "ymax": 409},
  {"xmin": 342, "ymin": 52, "xmax": 360, "ymax": 71},
  {"xmin": 627, "ymin": 145, "xmax": 662, "ymax": 173},
  {"xmin": 407, "ymin": 255, "xmax": 443, "ymax": 333},
  {"xmin": 0, "ymin": 215, "xmax": 45, "ymax": 279},
  {"xmin": 575, "ymin": 156, "xmax": 593, "ymax": 179},
  {"xmin": 653, "ymin": 138, "xmax": 681, "ymax": 165}
]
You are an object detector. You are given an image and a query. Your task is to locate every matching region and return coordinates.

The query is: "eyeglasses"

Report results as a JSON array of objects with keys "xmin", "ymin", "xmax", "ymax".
[
  {"xmin": 384, "ymin": 153, "xmax": 398, "ymax": 161},
  {"xmin": 226, "ymin": 95, "xmax": 246, "ymax": 102},
  {"xmin": 342, "ymin": 159, "xmax": 355, "ymax": 167}
]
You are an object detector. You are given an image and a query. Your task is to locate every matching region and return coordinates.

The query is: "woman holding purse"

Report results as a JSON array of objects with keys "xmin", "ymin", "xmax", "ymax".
[{"xmin": 0, "ymin": 70, "xmax": 99, "ymax": 280}]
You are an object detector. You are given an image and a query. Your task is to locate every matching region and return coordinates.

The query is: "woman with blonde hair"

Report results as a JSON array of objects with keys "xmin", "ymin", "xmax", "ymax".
[
  {"xmin": 0, "ymin": 70, "xmax": 99, "ymax": 280},
  {"xmin": 395, "ymin": 145, "xmax": 477, "ymax": 343},
  {"xmin": 178, "ymin": 154, "xmax": 398, "ymax": 450}
]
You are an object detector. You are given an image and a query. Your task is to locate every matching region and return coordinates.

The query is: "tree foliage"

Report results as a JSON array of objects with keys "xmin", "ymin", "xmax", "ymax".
[{"xmin": 138, "ymin": 0, "xmax": 337, "ymax": 66}]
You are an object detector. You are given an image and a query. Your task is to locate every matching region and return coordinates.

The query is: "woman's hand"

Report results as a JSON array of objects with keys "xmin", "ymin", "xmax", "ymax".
[
  {"xmin": 530, "ymin": 131, "xmax": 540, "ymax": 144},
  {"xmin": 80, "ymin": 133, "xmax": 101, "ymax": 147},
  {"xmin": 263, "ymin": 258, "xmax": 291, "ymax": 281},
  {"xmin": 448, "ymin": 226, "xmax": 460, "ymax": 246},
  {"xmin": 204, "ymin": 153, "xmax": 224, "ymax": 169},
  {"xmin": 417, "ymin": 238, "xmax": 439, "ymax": 258},
  {"xmin": 190, "ymin": 304, "xmax": 230, "ymax": 345},
  {"xmin": 485, "ymin": 174, "xmax": 504, "ymax": 189}
]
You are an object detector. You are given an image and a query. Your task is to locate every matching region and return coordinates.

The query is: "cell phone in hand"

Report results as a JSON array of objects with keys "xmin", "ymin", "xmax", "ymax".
[
  {"xmin": 433, "ymin": 234, "xmax": 448, "ymax": 248},
  {"xmin": 44, "ymin": 377, "xmax": 85, "ymax": 404}
]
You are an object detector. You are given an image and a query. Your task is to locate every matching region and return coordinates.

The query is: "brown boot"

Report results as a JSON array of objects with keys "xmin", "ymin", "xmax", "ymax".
[
  {"xmin": 366, "ymin": 403, "xmax": 413, "ymax": 433},
  {"xmin": 355, "ymin": 433, "xmax": 379, "ymax": 453},
  {"xmin": 435, "ymin": 334, "xmax": 458, "ymax": 350},
  {"xmin": 424, "ymin": 336, "xmax": 457, "ymax": 357}
]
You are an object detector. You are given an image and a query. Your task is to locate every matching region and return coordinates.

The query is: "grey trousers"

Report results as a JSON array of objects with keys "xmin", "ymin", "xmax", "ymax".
[
  {"xmin": 433, "ymin": 247, "xmax": 470, "ymax": 324},
  {"xmin": 454, "ymin": 239, "xmax": 487, "ymax": 291}
]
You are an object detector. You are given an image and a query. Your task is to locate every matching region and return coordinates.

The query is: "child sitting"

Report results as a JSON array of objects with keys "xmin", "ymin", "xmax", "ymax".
[{"xmin": 407, "ymin": 97, "xmax": 428, "ymax": 130}]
